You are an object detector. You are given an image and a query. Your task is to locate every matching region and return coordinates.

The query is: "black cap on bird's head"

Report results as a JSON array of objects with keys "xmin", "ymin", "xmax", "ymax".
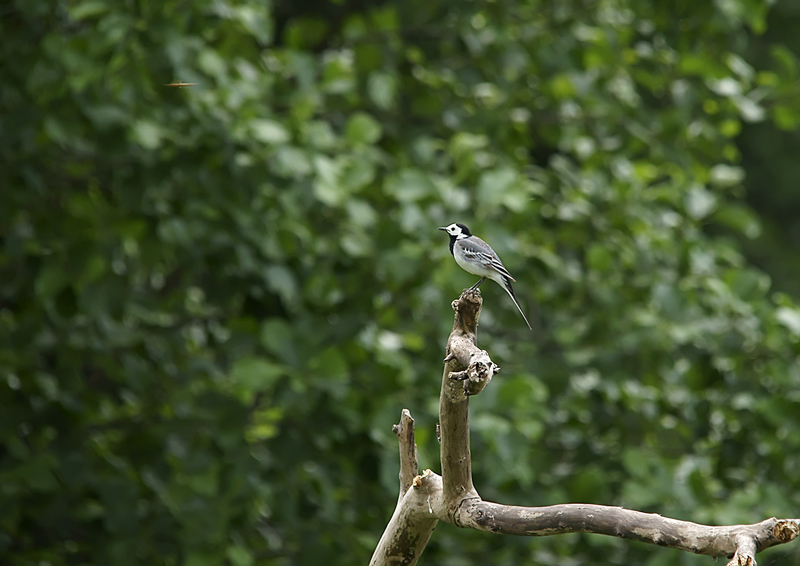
[{"xmin": 437, "ymin": 223, "xmax": 472, "ymax": 238}]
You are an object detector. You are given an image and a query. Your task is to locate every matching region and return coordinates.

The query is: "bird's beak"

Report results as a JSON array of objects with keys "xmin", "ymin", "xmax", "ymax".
[{"xmin": 437, "ymin": 226, "xmax": 447, "ymax": 231}]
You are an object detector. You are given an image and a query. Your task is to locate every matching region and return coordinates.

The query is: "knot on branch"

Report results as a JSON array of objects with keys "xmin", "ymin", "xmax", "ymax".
[
  {"xmin": 774, "ymin": 520, "xmax": 799, "ymax": 543},
  {"xmin": 445, "ymin": 350, "xmax": 499, "ymax": 401},
  {"xmin": 453, "ymin": 495, "xmax": 484, "ymax": 528},
  {"xmin": 451, "ymin": 289, "xmax": 482, "ymax": 335},
  {"xmin": 412, "ymin": 469, "xmax": 437, "ymax": 491},
  {"xmin": 726, "ymin": 533, "xmax": 757, "ymax": 566},
  {"xmin": 726, "ymin": 552, "xmax": 755, "ymax": 566}
]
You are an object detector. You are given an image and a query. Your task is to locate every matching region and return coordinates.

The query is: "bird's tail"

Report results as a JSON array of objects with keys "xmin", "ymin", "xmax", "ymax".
[{"xmin": 502, "ymin": 277, "xmax": 532, "ymax": 330}]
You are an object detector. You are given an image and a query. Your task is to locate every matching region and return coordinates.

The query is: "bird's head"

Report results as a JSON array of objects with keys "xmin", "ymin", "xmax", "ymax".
[{"xmin": 438, "ymin": 223, "xmax": 471, "ymax": 239}]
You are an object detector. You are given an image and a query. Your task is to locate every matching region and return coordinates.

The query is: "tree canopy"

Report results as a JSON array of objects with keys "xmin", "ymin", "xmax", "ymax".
[{"xmin": 2, "ymin": 0, "xmax": 800, "ymax": 565}]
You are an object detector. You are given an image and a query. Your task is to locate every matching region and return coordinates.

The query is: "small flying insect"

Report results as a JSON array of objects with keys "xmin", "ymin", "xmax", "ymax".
[{"xmin": 164, "ymin": 81, "xmax": 197, "ymax": 88}]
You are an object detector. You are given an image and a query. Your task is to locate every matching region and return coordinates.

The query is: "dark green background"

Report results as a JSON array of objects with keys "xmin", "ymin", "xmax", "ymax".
[{"xmin": 2, "ymin": 0, "xmax": 800, "ymax": 564}]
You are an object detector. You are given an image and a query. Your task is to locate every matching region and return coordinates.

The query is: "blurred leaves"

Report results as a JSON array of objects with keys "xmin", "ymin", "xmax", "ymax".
[{"xmin": 2, "ymin": 0, "xmax": 800, "ymax": 565}]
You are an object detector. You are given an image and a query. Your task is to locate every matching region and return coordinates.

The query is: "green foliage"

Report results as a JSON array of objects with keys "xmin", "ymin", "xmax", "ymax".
[{"xmin": 2, "ymin": 0, "xmax": 800, "ymax": 565}]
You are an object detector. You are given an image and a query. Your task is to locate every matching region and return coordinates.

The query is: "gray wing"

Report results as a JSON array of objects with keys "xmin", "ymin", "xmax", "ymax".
[{"xmin": 460, "ymin": 236, "xmax": 516, "ymax": 281}]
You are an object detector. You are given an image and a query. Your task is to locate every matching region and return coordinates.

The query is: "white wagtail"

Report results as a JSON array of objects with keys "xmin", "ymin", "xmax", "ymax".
[{"xmin": 439, "ymin": 223, "xmax": 532, "ymax": 330}]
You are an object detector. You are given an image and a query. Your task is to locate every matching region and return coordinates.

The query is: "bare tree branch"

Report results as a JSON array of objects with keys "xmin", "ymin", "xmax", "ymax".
[
  {"xmin": 453, "ymin": 499, "xmax": 799, "ymax": 559},
  {"xmin": 369, "ymin": 467, "xmax": 441, "ymax": 566},
  {"xmin": 370, "ymin": 290, "xmax": 800, "ymax": 566},
  {"xmin": 392, "ymin": 409, "xmax": 419, "ymax": 504},
  {"xmin": 440, "ymin": 289, "xmax": 497, "ymax": 512}
]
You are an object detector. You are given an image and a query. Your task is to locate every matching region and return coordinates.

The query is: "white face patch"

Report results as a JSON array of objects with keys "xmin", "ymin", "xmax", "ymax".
[{"xmin": 446, "ymin": 224, "xmax": 466, "ymax": 237}]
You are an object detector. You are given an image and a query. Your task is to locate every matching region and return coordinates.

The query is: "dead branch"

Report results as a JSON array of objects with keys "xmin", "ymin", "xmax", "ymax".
[
  {"xmin": 392, "ymin": 409, "xmax": 418, "ymax": 504},
  {"xmin": 370, "ymin": 290, "xmax": 800, "ymax": 566}
]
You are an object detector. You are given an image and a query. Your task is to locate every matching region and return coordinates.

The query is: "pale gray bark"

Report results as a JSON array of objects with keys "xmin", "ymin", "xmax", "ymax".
[
  {"xmin": 392, "ymin": 409, "xmax": 418, "ymax": 505},
  {"xmin": 454, "ymin": 500, "xmax": 799, "ymax": 562},
  {"xmin": 370, "ymin": 290, "xmax": 800, "ymax": 566},
  {"xmin": 368, "ymin": 469, "xmax": 440, "ymax": 566}
]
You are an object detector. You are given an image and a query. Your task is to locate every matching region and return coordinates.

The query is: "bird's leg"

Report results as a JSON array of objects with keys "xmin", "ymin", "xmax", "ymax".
[{"xmin": 468, "ymin": 277, "xmax": 486, "ymax": 291}]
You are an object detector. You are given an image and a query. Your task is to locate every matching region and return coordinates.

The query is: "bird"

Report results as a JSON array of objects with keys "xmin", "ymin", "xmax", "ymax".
[{"xmin": 438, "ymin": 223, "xmax": 531, "ymax": 330}]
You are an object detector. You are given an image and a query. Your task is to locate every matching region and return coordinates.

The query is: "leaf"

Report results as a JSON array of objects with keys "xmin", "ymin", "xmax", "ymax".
[
  {"xmin": 227, "ymin": 545, "xmax": 255, "ymax": 566},
  {"xmin": 229, "ymin": 356, "xmax": 283, "ymax": 392},
  {"xmin": 312, "ymin": 154, "xmax": 346, "ymax": 205},
  {"xmin": 776, "ymin": 307, "xmax": 800, "ymax": 336},
  {"xmin": 69, "ymin": 0, "xmax": 109, "ymax": 20},
  {"xmin": 345, "ymin": 112, "xmax": 382, "ymax": 145},
  {"xmin": 367, "ymin": 72, "xmax": 397, "ymax": 110},
  {"xmin": 586, "ymin": 243, "xmax": 613, "ymax": 271},
  {"xmin": 273, "ymin": 146, "xmax": 311, "ymax": 177},
  {"xmin": 685, "ymin": 186, "xmax": 717, "ymax": 219},
  {"xmin": 709, "ymin": 165, "xmax": 744, "ymax": 187},
  {"xmin": 308, "ymin": 347, "xmax": 349, "ymax": 381},
  {"xmin": 384, "ymin": 169, "xmax": 435, "ymax": 202},
  {"xmin": 264, "ymin": 264, "xmax": 297, "ymax": 305},
  {"xmin": 132, "ymin": 120, "xmax": 163, "ymax": 149},
  {"xmin": 773, "ymin": 104, "xmax": 800, "ymax": 130},
  {"xmin": 185, "ymin": 552, "xmax": 224, "ymax": 566},
  {"xmin": 477, "ymin": 166, "xmax": 516, "ymax": 207},
  {"xmin": 340, "ymin": 156, "xmax": 377, "ymax": 190},
  {"xmin": 35, "ymin": 261, "xmax": 67, "ymax": 299},
  {"xmin": 198, "ymin": 48, "xmax": 227, "ymax": 77},
  {"xmin": 260, "ymin": 319, "xmax": 298, "ymax": 366},
  {"xmin": 186, "ymin": 463, "xmax": 220, "ymax": 497},
  {"xmin": 78, "ymin": 253, "xmax": 107, "ymax": 288},
  {"xmin": 230, "ymin": 5, "xmax": 272, "ymax": 44},
  {"xmin": 713, "ymin": 204, "xmax": 761, "ymax": 238},
  {"xmin": 346, "ymin": 199, "xmax": 378, "ymax": 227},
  {"xmin": 251, "ymin": 119, "xmax": 290, "ymax": 144},
  {"xmin": 550, "ymin": 73, "xmax": 575, "ymax": 98}
]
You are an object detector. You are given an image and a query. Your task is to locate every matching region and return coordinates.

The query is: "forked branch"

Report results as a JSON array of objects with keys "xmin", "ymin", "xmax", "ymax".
[{"xmin": 370, "ymin": 290, "xmax": 800, "ymax": 566}]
